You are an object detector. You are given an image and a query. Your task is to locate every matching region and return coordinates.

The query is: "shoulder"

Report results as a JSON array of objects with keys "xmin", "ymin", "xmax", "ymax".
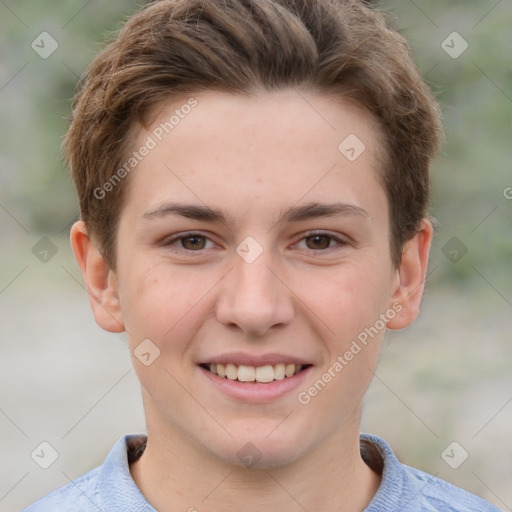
[
  {"xmin": 21, "ymin": 434, "xmax": 150, "ymax": 512},
  {"xmin": 362, "ymin": 433, "xmax": 501, "ymax": 512},
  {"xmin": 21, "ymin": 467, "xmax": 102, "ymax": 512},
  {"xmin": 401, "ymin": 464, "xmax": 501, "ymax": 512}
]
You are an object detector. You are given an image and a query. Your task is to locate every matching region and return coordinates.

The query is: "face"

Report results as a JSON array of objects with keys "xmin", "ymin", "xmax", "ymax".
[{"xmin": 74, "ymin": 89, "xmax": 431, "ymax": 469}]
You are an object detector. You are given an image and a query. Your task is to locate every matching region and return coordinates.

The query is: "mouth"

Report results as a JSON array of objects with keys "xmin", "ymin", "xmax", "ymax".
[{"xmin": 199, "ymin": 362, "xmax": 312, "ymax": 384}]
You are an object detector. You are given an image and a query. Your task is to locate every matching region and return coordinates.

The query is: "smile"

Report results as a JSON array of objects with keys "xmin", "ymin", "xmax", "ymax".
[{"xmin": 200, "ymin": 363, "xmax": 310, "ymax": 384}]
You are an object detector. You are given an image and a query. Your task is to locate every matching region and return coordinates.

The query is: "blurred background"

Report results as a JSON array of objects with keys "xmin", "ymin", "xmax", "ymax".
[{"xmin": 0, "ymin": 1, "xmax": 511, "ymax": 510}]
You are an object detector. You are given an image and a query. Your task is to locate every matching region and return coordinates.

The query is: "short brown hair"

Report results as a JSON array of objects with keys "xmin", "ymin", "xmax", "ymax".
[{"xmin": 63, "ymin": 0, "xmax": 443, "ymax": 270}]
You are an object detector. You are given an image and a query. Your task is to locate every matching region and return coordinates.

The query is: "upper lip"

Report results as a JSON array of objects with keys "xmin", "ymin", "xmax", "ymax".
[{"xmin": 199, "ymin": 352, "xmax": 314, "ymax": 367}]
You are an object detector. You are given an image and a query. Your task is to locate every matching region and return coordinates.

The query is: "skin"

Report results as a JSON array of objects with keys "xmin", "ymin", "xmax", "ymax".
[{"xmin": 71, "ymin": 89, "xmax": 432, "ymax": 511}]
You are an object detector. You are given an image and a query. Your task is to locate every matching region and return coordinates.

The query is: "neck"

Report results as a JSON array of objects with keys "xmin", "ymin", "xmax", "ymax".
[{"xmin": 130, "ymin": 422, "xmax": 381, "ymax": 512}]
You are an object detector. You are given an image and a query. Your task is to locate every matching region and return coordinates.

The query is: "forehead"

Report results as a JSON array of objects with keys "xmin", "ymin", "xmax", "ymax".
[{"xmin": 124, "ymin": 89, "xmax": 387, "ymax": 223}]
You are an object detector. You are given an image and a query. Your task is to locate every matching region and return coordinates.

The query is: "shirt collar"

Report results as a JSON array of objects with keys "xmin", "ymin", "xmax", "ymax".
[
  {"xmin": 97, "ymin": 433, "xmax": 399, "ymax": 511},
  {"xmin": 98, "ymin": 434, "xmax": 155, "ymax": 511}
]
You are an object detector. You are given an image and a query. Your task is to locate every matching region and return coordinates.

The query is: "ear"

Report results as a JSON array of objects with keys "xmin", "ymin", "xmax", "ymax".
[
  {"xmin": 70, "ymin": 220, "xmax": 125, "ymax": 333},
  {"xmin": 387, "ymin": 219, "xmax": 433, "ymax": 330}
]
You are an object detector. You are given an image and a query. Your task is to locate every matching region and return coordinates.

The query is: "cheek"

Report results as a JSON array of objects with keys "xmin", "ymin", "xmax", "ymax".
[
  {"xmin": 120, "ymin": 261, "xmax": 217, "ymax": 349},
  {"xmin": 294, "ymin": 258, "xmax": 392, "ymax": 343},
  {"xmin": 296, "ymin": 265, "xmax": 388, "ymax": 418},
  {"xmin": 121, "ymin": 269, "xmax": 173, "ymax": 339}
]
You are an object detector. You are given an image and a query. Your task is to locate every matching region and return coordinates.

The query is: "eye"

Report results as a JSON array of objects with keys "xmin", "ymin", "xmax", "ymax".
[
  {"xmin": 162, "ymin": 232, "xmax": 215, "ymax": 251},
  {"xmin": 295, "ymin": 232, "xmax": 347, "ymax": 251}
]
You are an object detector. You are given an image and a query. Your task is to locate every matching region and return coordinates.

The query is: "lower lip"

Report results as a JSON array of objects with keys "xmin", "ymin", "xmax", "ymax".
[{"xmin": 198, "ymin": 365, "xmax": 313, "ymax": 403}]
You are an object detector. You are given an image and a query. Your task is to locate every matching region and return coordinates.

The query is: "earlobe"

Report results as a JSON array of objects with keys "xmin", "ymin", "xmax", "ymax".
[
  {"xmin": 386, "ymin": 219, "xmax": 433, "ymax": 330},
  {"xmin": 70, "ymin": 221, "xmax": 125, "ymax": 333}
]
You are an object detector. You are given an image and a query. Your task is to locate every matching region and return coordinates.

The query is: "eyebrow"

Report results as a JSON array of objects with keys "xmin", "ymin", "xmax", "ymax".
[{"xmin": 142, "ymin": 201, "xmax": 369, "ymax": 226}]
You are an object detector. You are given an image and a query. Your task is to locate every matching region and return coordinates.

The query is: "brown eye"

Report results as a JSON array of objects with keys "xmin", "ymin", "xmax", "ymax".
[
  {"xmin": 180, "ymin": 235, "xmax": 207, "ymax": 250},
  {"xmin": 304, "ymin": 234, "xmax": 334, "ymax": 250},
  {"xmin": 161, "ymin": 232, "xmax": 216, "ymax": 253}
]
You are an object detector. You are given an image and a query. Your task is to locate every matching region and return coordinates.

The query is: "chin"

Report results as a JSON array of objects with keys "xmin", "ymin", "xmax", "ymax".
[{"xmin": 204, "ymin": 429, "xmax": 310, "ymax": 470}]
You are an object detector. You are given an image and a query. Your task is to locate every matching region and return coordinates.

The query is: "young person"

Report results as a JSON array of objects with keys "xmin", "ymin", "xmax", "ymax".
[{"xmin": 23, "ymin": 0, "xmax": 501, "ymax": 510}]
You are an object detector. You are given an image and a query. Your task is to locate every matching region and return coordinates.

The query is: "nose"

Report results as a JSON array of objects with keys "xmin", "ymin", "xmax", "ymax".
[{"xmin": 215, "ymin": 248, "xmax": 295, "ymax": 336}]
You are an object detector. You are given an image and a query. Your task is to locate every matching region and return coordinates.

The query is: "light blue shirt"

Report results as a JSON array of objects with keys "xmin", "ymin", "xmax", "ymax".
[{"xmin": 22, "ymin": 433, "xmax": 500, "ymax": 511}]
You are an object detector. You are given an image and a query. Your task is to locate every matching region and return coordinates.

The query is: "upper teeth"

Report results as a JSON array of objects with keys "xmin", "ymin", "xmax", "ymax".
[{"xmin": 208, "ymin": 363, "xmax": 303, "ymax": 383}]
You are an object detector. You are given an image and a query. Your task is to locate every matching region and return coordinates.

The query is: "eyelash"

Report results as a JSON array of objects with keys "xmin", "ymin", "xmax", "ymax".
[{"xmin": 161, "ymin": 231, "xmax": 348, "ymax": 254}]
